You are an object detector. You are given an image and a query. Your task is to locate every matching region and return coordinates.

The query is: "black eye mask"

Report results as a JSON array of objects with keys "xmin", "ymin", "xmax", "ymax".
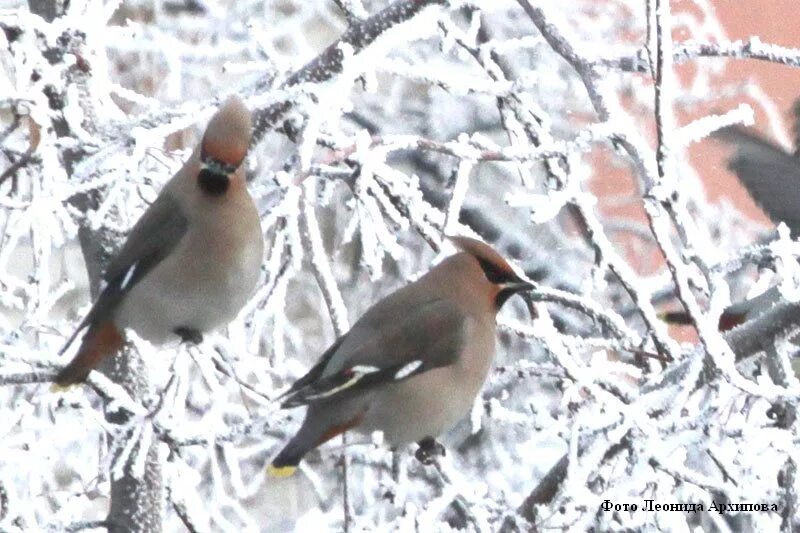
[{"xmin": 476, "ymin": 257, "xmax": 515, "ymax": 285}]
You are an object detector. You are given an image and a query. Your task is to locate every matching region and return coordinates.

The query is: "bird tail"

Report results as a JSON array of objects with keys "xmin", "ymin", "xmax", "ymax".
[
  {"xmin": 54, "ymin": 321, "xmax": 124, "ymax": 388},
  {"xmin": 267, "ymin": 411, "xmax": 366, "ymax": 478},
  {"xmin": 267, "ymin": 438, "xmax": 306, "ymax": 477}
]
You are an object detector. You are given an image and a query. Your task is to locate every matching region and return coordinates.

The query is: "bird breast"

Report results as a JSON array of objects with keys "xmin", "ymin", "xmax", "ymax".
[
  {"xmin": 360, "ymin": 317, "xmax": 497, "ymax": 445},
  {"xmin": 115, "ymin": 216, "xmax": 263, "ymax": 344}
]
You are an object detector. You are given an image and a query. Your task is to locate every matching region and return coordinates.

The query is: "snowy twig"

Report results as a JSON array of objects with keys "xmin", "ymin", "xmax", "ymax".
[
  {"xmin": 332, "ymin": 0, "xmax": 368, "ymax": 24},
  {"xmin": 602, "ymin": 39, "xmax": 800, "ymax": 72},
  {"xmin": 649, "ymin": 456, "xmax": 738, "ymax": 496},
  {"xmin": 647, "ymin": 0, "xmax": 673, "ymax": 182},
  {"xmin": 0, "ymin": 482, "xmax": 7, "ymax": 523},
  {"xmin": 515, "ymin": 0, "xmax": 610, "ymax": 122},
  {"xmin": 299, "ymin": 189, "xmax": 350, "ymax": 337},
  {"xmin": 57, "ymin": 520, "xmax": 109, "ymax": 532},
  {"xmin": 508, "ymin": 455, "xmax": 569, "ymax": 529},
  {"xmin": 316, "ymin": 132, "xmax": 597, "ymax": 166},
  {"xmin": 641, "ymin": 296, "xmax": 800, "ymax": 395},
  {"xmin": 165, "ymin": 453, "xmax": 207, "ymax": 533},
  {"xmin": 780, "ymin": 456, "xmax": 799, "ymax": 531},
  {"xmin": 298, "ymin": 184, "xmax": 353, "ymax": 531},
  {"xmin": 423, "ymin": 457, "xmax": 482, "ymax": 531},
  {"xmin": 250, "ymin": 0, "xmax": 446, "ymax": 146},
  {"xmin": 157, "ymin": 417, "xmax": 284, "ymax": 449},
  {"xmin": 516, "ymin": 0, "xmax": 678, "ymax": 359},
  {"xmin": 524, "ymin": 287, "xmax": 638, "ymax": 342},
  {"xmin": 0, "ymin": 141, "xmax": 36, "ymax": 188},
  {"xmin": 0, "ymin": 370, "xmax": 58, "ymax": 386}
]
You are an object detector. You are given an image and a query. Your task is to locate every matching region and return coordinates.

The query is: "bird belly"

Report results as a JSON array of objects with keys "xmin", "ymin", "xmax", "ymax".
[
  {"xmin": 115, "ymin": 234, "xmax": 261, "ymax": 344},
  {"xmin": 359, "ymin": 364, "xmax": 486, "ymax": 445}
]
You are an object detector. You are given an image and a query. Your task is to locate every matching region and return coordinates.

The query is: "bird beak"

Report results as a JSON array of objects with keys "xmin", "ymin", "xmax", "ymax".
[
  {"xmin": 495, "ymin": 278, "xmax": 536, "ymax": 313},
  {"xmin": 502, "ymin": 280, "xmax": 534, "ymax": 294},
  {"xmin": 508, "ymin": 279, "xmax": 536, "ymax": 318}
]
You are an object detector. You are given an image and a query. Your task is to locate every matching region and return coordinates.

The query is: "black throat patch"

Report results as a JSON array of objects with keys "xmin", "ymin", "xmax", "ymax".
[
  {"xmin": 495, "ymin": 288, "xmax": 516, "ymax": 309},
  {"xmin": 198, "ymin": 168, "xmax": 230, "ymax": 196},
  {"xmin": 197, "ymin": 156, "xmax": 238, "ymax": 197}
]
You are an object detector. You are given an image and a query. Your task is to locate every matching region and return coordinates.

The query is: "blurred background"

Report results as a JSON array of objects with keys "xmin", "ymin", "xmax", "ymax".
[{"xmin": 1, "ymin": 0, "xmax": 799, "ymax": 531}]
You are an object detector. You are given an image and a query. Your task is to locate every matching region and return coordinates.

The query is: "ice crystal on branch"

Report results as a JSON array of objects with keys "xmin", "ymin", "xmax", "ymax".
[{"xmin": 1, "ymin": 0, "xmax": 799, "ymax": 531}]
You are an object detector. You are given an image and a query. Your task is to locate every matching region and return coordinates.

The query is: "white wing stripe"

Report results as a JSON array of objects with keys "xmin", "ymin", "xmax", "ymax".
[
  {"xmin": 394, "ymin": 360, "xmax": 423, "ymax": 380},
  {"xmin": 120, "ymin": 263, "xmax": 138, "ymax": 291}
]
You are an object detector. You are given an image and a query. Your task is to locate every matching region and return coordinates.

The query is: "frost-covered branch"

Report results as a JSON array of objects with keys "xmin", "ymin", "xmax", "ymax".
[
  {"xmin": 249, "ymin": 0, "xmax": 446, "ymax": 146},
  {"xmin": 59, "ymin": 519, "xmax": 109, "ymax": 532},
  {"xmin": 504, "ymin": 454, "xmax": 568, "ymax": 531},
  {"xmin": 298, "ymin": 184, "xmax": 354, "ymax": 531},
  {"xmin": 602, "ymin": 38, "xmax": 800, "ymax": 72},
  {"xmin": 5, "ymin": 0, "xmax": 800, "ymax": 530}
]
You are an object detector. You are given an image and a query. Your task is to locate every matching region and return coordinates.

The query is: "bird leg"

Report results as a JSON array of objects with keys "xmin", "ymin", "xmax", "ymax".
[
  {"xmin": 173, "ymin": 327, "xmax": 203, "ymax": 345},
  {"xmin": 415, "ymin": 437, "xmax": 446, "ymax": 465}
]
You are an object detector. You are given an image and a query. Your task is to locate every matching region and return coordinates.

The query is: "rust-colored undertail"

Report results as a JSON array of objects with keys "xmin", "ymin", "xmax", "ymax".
[
  {"xmin": 267, "ymin": 412, "xmax": 366, "ymax": 477},
  {"xmin": 54, "ymin": 321, "xmax": 125, "ymax": 388}
]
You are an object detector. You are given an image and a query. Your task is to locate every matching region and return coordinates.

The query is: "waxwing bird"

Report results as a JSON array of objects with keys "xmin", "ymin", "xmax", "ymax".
[
  {"xmin": 660, "ymin": 121, "xmax": 800, "ymax": 331},
  {"xmin": 714, "ymin": 124, "xmax": 800, "ymax": 236},
  {"xmin": 661, "ymin": 285, "xmax": 779, "ymax": 332},
  {"xmin": 664, "ymin": 117, "xmax": 800, "ymax": 332},
  {"xmin": 268, "ymin": 236, "xmax": 533, "ymax": 477},
  {"xmin": 55, "ymin": 96, "xmax": 264, "ymax": 387}
]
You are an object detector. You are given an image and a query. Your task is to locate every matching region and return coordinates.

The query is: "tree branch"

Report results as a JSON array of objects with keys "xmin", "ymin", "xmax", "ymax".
[{"xmin": 250, "ymin": 0, "xmax": 446, "ymax": 147}]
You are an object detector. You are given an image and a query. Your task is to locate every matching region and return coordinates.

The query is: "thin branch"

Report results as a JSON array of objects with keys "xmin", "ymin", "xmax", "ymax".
[
  {"xmin": 525, "ymin": 286, "xmax": 639, "ymax": 342},
  {"xmin": 601, "ymin": 39, "xmax": 800, "ymax": 72},
  {"xmin": 781, "ymin": 456, "xmax": 799, "ymax": 532},
  {"xmin": 299, "ymin": 184, "xmax": 353, "ymax": 531},
  {"xmin": 511, "ymin": 455, "xmax": 569, "ymax": 528},
  {"xmin": 250, "ymin": 0, "xmax": 446, "ymax": 146},
  {"xmin": 332, "ymin": 0, "xmax": 368, "ymax": 24},
  {"xmin": 641, "ymin": 297, "xmax": 800, "ymax": 394},
  {"xmin": 59, "ymin": 520, "xmax": 109, "ymax": 532},
  {"xmin": 165, "ymin": 454, "xmax": 205, "ymax": 533},
  {"xmin": 516, "ymin": 0, "xmax": 678, "ymax": 360},
  {"xmin": 648, "ymin": 0, "xmax": 673, "ymax": 181}
]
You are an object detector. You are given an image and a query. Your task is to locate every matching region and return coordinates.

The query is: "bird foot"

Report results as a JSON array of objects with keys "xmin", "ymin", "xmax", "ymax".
[
  {"xmin": 174, "ymin": 327, "xmax": 203, "ymax": 345},
  {"xmin": 415, "ymin": 437, "xmax": 446, "ymax": 465}
]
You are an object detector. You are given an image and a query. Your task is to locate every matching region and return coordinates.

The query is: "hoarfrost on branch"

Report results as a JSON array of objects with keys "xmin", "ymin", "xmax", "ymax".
[{"xmin": 1, "ymin": 0, "xmax": 800, "ymax": 531}]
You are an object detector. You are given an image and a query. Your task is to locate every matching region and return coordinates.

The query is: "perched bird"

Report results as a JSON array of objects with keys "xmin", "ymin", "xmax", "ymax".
[
  {"xmin": 664, "ymin": 118, "xmax": 800, "ymax": 331},
  {"xmin": 661, "ymin": 121, "xmax": 800, "ymax": 331},
  {"xmin": 55, "ymin": 96, "xmax": 263, "ymax": 387},
  {"xmin": 268, "ymin": 236, "xmax": 533, "ymax": 477},
  {"xmin": 714, "ymin": 124, "xmax": 800, "ymax": 236},
  {"xmin": 660, "ymin": 288, "xmax": 774, "ymax": 332}
]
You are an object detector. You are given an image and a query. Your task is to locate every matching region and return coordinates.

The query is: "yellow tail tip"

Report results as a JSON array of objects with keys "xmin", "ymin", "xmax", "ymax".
[
  {"xmin": 50, "ymin": 382, "xmax": 75, "ymax": 393},
  {"xmin": 266, "ymin": 464, "xmax": 297, "ymax": 478}
]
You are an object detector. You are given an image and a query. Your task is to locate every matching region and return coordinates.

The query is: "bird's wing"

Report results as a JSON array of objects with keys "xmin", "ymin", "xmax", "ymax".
[
  {"xmin": 715, "ymin": 126, "xmax": 800, "ymax": 233},
  {"xmin": 60, "ymin": 192, "xmax": 188, "ymax": 354},
  {"xmin": 279, "ymin": 298, "xmax": 467, "ymax": 408},
  {"xmin": 276, "ymin": 334, "xmax": 348, "ymax": 401}
]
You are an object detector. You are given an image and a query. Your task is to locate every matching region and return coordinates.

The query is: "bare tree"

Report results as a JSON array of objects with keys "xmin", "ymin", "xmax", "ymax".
[{"xmin": 2, "ymin": 0, "xmax": 800, "ymax": 531}]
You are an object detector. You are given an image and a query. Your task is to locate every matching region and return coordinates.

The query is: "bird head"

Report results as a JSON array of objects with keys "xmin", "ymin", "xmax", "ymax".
[
  {"xmin": 198, "ymin": 96, "xmax": 252, "ymax": 196},
  {"xmin": 449, "ymin": 236, "xmax": 534, "ymax": 310}
]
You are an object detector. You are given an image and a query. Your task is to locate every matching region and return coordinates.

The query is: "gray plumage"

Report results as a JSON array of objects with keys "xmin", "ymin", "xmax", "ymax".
[
  {"xmin": 269, "ymin": 237, "xmax": 532, "ymax": 474},
  {"xmin": 56, "ymin": 96, "xmax": 262, "ymax": 386},
  {"xmin": 715, "ymin": 126, "xmax": 800, "ymax": 236}
]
